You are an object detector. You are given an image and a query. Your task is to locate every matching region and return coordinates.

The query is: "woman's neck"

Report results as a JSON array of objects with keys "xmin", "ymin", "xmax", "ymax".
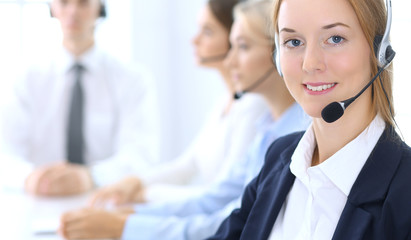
[
  {"xmin": 218, "ymin": 67, "xmax": 235, "ymax": 117},
  {"xmin": 311, "ymin": 94, "xmax": 376, "ymax": 166},
  {"xmin": 263, "ymin": 90, "xmax": 295, "ymax": 121},
  {"xmin": 259, "ymin": 72, "xmax": 295, "ymax": 120},
  {"xmin": 219, "ymin": 67, "xmax": 235, "ymax": 94}
]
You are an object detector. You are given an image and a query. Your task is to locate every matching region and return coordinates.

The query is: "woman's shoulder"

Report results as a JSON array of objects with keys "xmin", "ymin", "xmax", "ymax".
[
  {"xmin": 392, "ymin": 139, "xmax": 411, "ymax": 185},
  {"xmin": 376, "ymin": 129, "xmax": 411, "ymax": 207},
  {"xmin": 232, "ymin": 94, "xmax": 270, "ymax": 117},
  {"xmin": 399, "ymin": 139, "xmax": 411, "ymax": 157},
  {"xmin": 386, "ymin": 128, "xmax": 411, "ymax": 172},
  {"xmin": 381, "ymin": 139, "xmax": 411, "ymax": 237}
]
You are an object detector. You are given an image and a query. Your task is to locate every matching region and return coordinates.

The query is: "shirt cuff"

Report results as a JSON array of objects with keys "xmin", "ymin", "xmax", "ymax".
[
  {"xmin": 122, "ymin": 214, "xmax": 163, "ymax": 240},
  {"xmin": 90, "ymin": 155, "xmax": 149, "ymax": 187}
]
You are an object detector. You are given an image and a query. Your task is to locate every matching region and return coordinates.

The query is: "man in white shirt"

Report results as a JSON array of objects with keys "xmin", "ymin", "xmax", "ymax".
[{"xmin": 0, "ymin": 0, "xmax": 159, "ymax": 196}]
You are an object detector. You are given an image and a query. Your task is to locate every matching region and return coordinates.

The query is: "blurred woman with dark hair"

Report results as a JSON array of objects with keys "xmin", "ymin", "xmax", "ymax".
[{"xmin": 58, "ymin": 0, "xmax": 271, "ymax": 239}]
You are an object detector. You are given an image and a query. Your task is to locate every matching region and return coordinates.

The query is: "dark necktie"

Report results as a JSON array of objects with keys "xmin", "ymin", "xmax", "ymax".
[{"xmin": 67, "ymin": 63, "xmax": 85, "ymax": 164}]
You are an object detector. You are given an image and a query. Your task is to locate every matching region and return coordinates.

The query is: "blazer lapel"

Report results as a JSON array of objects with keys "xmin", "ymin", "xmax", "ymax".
[
  {"xmin": 249, "ymin": 145, "xmax": 297, "ymax": 240},
  {"xmin": 332, "ymin": 127, "xmax": 404, "ymax": 240},
  {"xmin": 332, "ymin": 201, "xmax": 372, "ymax": 240}
]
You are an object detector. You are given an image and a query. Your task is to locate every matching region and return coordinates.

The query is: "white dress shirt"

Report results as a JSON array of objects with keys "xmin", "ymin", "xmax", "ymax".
[
  {"xmin": 141, "ymin": 94, "xmax": 270, "ymax": 202},
  {"xmin": 269, "ymin": 115, "xmax": 386, "ymax": 240},
  {"xmin": 0, "ymin": 45, "xmax": 159, "ymax": 189}
]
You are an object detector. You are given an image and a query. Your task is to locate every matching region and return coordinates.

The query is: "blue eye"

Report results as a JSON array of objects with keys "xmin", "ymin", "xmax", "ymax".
[
  {"xmin": 291, "ymin": 39, "xmax": 301, "ymax": 46},
  {"xmin": 327, "ymin": 36, "xmax": 345, "ymax": 44},
  {"xmin": 285, "ymin": 39, "xmax": 302, "ymax": 48}
]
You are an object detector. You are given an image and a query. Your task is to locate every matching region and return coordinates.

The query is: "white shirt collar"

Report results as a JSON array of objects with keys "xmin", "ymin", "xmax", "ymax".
[
  {"xmin": 55, "ymin": 44, "xmax": 100, "ymax": 74},
  {"xmin": 290, "ymin": 114, "xmax": 386, "ymax": 196}
]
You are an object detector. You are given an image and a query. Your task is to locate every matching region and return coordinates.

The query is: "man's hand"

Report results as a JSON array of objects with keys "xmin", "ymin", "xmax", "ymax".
[
  {"xmin": 88, "ymin": 176, "xmax": 145, "ymax": 207},
  {"xmin": 25, "ymin": 162, "xmax": 93, "ymax": 196},
  {"xmin": 59, "ymin": 208, "xmax": 129, "ymax": 239}
]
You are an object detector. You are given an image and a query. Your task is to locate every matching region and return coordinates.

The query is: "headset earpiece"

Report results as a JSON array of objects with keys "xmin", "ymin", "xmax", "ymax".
[
  {"xmin": 375, "ymin": 0, "xmax": 395, "ymax": 69},
  {"xmin": 373, "ymin": 35, "xmax": 383, "ymax": 58},
  {"xmin": 99, "ymin": 3, "xmax": 106, "ymax": 18},
  {"xmin": 49, "ymin": 4, "xmax": 53, "ymax": 18},
  {"xmin": 273, "ymin": 33, "xmax": 283, "ymax": 77}
]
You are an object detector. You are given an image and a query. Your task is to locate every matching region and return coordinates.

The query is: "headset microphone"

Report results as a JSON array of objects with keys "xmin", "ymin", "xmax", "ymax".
[
  {"xmin": 199, "ymin": 53, "xmax": 228, "ymax": 63},
  {"xmin": 321, "ymin": 66, "xmax": 387, "ymax": 123},
  {"xmin": 321, "ymin": 0, "xmax": 395, "ymax": 123},
  {"xmin": 233, "ymin": 67, "xmax": 275, "ymax": 100}
]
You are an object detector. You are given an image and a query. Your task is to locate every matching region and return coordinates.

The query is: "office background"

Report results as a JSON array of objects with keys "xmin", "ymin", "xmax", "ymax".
[{"xmin": 0, "ymin": 0, "xmax": 410, "ymax": 162}]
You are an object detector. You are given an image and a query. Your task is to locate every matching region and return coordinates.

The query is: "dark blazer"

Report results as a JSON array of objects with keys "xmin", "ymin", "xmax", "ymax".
[{"xmin": 207, "ymin": 127, "xmax": 411, "ymax": 240}]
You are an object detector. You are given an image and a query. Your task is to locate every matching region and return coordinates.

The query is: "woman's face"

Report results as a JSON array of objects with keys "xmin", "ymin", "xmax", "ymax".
[
  {"xmin": 192, "ymin": 5, "xmax": 230, "ymax": 68},
  {"xmin": 225, "ymin": 17, "xmax": 273, "ymax": 94},
  {"xmin": 277, "ymin": 0, "xmax": 372, "ymax": 119}
]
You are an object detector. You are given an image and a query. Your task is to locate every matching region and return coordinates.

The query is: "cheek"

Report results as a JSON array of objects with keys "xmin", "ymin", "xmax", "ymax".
[
  {"xmin": 205, "ymin": 37, "xmax": 228, "ymax": 54},
  {"xmin": 281, "ymin": 54, "xmax": 302, "ymax": 95},
  {"xmin": 244, "ymin": 54, "xmax": 272, "ymax": 77},
  {"xmin": 330, "ymin": 49, "xmax": 372, "ymax": 88},
  {"xmin": 282, "ymin": 52, "xmax": 301, "ymax": 76},
  {"xmin": 236, "ymin": 58, "xmax": 255, "ymax": 88},
  {"xmin": 283, "ymin": 76, "xmax": 301, "ymax": 103}
]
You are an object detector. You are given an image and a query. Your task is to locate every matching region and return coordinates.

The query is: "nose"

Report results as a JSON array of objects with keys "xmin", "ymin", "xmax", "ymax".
[
  {"xmin": 302, "ymin": 43, "xmax": 326, "ymax": 74},
  {"xmin": 67, "ymin": 2, "xmax": 79, "ymax": 15},
  {"xmin": 192, "ymin": 33, "xmax": 200, "ymax": 46},
  {"xmin": 59, "ymin": 2, "xmax": 80, "ymax": 20}
]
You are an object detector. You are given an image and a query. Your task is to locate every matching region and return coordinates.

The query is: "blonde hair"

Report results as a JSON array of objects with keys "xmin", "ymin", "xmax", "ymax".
[
  {"xmin": 233, "ymin": 1, "xmax": 275, "ymax": 46},
  {"xmin": 272, "ymin": 0, "xmax": 395, "ymax": 127}
]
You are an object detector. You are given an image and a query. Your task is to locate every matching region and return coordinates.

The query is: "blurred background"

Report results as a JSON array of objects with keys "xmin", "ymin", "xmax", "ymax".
[{"xmin": 0, "ymin": 0, "xmax": 410, "ymax": 162}]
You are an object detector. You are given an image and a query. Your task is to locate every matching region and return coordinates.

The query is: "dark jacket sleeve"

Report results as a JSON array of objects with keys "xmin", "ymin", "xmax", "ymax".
[
  {"xmin": 206, "ymin": 132, "xmax": 304, "ymax": 240},
  {"xmin": 205, "ymin": 166, "xmax": 261, "ymax": 239}
]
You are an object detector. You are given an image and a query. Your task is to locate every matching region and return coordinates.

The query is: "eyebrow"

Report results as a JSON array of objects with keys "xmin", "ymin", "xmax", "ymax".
[
  {"xmin": 279, "ymin": 28, "xmax": 295, "ymax": 33},
  {"xmin": 235, "ymin": 36, "xmax": 248, "ymax": 41},
  {"xmin": 279, "ymin": 22, "xmax": 350, "ymax": 33},
  {"xmin": 322, "ymin": 22, "xmax": 350, "ymax": 29}
]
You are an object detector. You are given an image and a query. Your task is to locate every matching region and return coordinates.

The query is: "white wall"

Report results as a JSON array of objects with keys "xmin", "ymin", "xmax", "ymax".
[
  {"xmin": 1, "ymin": 0, "xmax": 410, "ymax": 160},
  {"xmin": 127, "ymin": 0, "xmax": 225, "ymax": 160},
  {"xmin": 0, "ymin": 0, "xmax": 225, "ymax": 162},
  {"xmin": 391, "ymin": 1, "xmax": 411, "ymax": 142}
]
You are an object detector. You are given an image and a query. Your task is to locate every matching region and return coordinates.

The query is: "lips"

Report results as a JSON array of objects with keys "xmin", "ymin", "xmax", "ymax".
[
  {"xmin": 305, "ymin": 83, "xmax": 335, "ymax": 92},
  {"xmin": 303, "ymin": 82, "xmax": 337, "ymax": 95},
  {"xmin": 231, "ymin": 74, "xmax": 240, "ymax": 83}
]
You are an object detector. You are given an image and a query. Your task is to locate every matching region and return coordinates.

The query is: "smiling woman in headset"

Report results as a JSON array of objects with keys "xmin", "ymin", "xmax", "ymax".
[{"xmin": 207, "ymin": 0, "xmax": 411, "ymax": 239}]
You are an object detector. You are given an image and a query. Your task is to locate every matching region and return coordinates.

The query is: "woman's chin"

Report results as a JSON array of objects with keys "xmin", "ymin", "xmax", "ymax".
[{"xmin": 301, "ymin": 105, "xmax": 324, "ymax": 119}]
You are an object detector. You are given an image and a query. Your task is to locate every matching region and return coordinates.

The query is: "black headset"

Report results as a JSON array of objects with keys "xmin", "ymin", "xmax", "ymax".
[
  {"xmin": 99, "ymin": 2, "xmax": 107, "ymax": 18},
  {"xmin": 273, "ymin": 0, "xmax": 394, "ymax": 77},
  {"xmin": 50, "ymin": 0, "xmax": 107, "ymax": 18}
]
